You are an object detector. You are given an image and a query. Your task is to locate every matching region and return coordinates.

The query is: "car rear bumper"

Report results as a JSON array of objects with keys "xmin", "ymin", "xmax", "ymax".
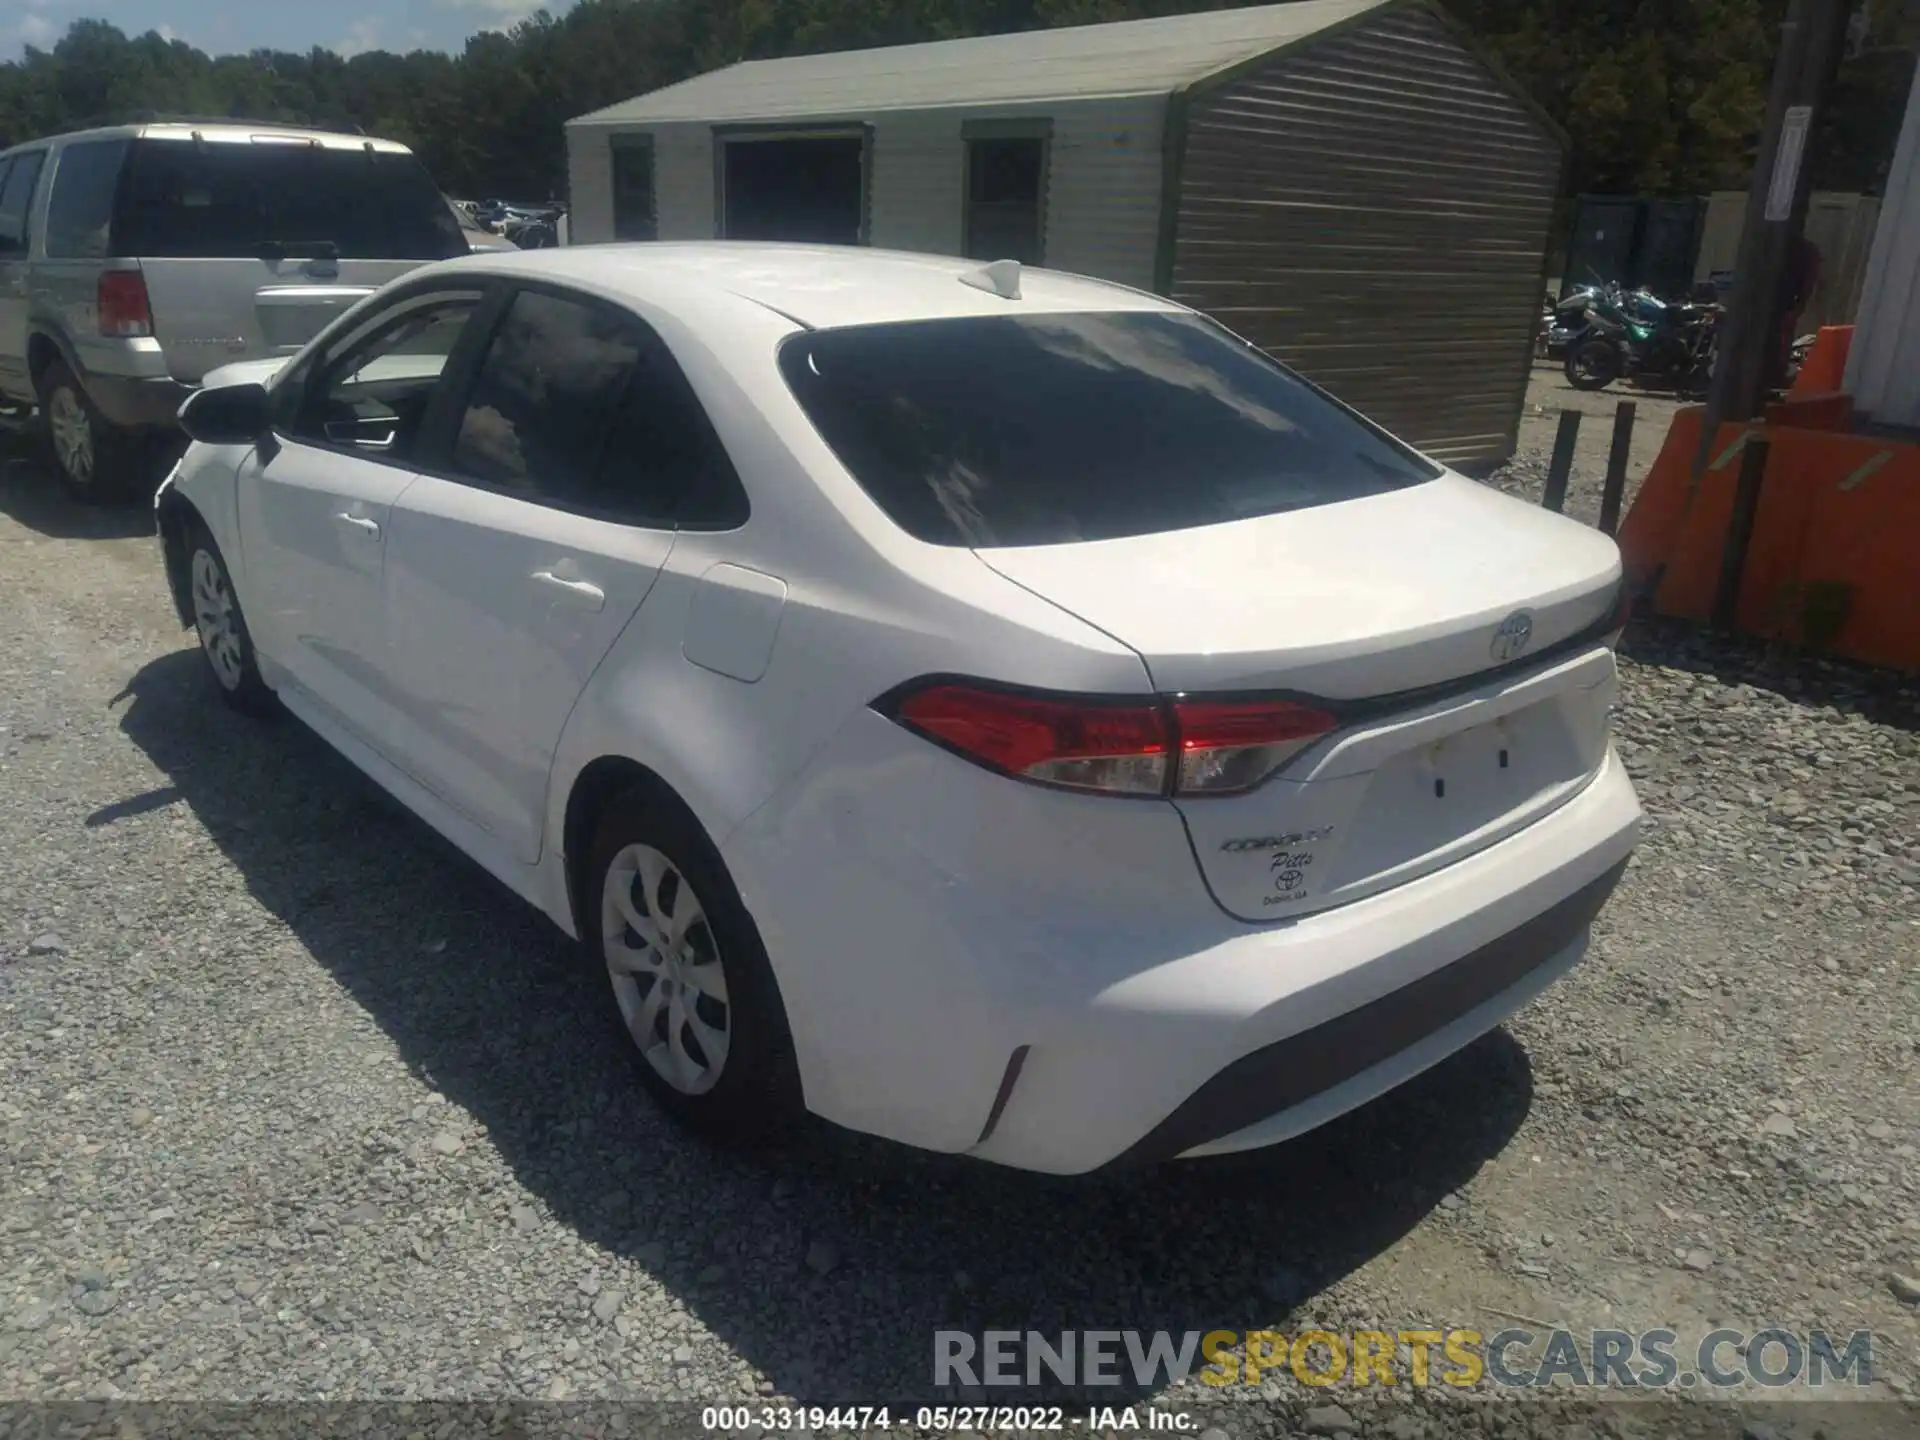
[
  {"xmin": 723, "ymin": 709, "xmax": 1642, "ymax": 1175},
  {"xmin": 86, "ymin": 372, "xmax": 192, "ymax": 431},
  {"xmin": 1102, "ymin": 856, "xmax": 1623, "ymax": 1167}
]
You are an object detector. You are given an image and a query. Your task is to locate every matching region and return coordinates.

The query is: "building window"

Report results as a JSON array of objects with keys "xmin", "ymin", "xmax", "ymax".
[
  {"xmin": 611, "ymin": 134, "xmax": 656, "ymax": 241},
  {"xmin": 964, "ymin": 131, "xmax": 1047, "ymax": 266}
]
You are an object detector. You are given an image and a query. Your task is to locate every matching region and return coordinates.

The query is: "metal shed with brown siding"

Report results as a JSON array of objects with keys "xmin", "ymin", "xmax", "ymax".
[{"xmin": 565, "ymin": 0, "xmax": 1563, "ymax": 469}]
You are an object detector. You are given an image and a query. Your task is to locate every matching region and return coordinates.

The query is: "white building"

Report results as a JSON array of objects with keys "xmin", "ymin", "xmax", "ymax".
[
  {"xmin": 564, "ymin": 0, "xmax": 1565, "ymax": 469},
  {"xmin": 1844, "ymin": 52, "xmax": 1920, "ymax": 431}
]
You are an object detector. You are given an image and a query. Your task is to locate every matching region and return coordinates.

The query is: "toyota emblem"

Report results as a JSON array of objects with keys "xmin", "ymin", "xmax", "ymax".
[{"xmin": 1490, "ymin": 610, "xmax": 1535, "ymax": 663}]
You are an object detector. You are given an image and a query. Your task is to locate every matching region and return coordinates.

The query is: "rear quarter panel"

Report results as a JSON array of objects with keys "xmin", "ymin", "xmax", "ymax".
[
  {"xmin": 31, "ymin": 260, "xmax": 173, "ymax": 386},
  {"xmin": 545, "ymin": 512, "xmax": 1154, "ymax": 888}
]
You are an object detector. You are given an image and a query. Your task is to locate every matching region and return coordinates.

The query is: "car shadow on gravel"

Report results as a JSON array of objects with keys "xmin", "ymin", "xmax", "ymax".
[
  {"xmin": 106, "ymin": 648, "xmax": 1537, "ymax": 1407},
  {"xmin": 0, "ymin": 437, "xmax": 164, "ymax": 540}
]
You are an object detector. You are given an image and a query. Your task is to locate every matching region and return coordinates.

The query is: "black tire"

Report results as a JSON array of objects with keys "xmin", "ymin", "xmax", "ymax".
[
  {"xmin": 185, "ymin": 521, "xmax": 275, "ymax": 715},
  {"xmin": 37, "ymin": 359, "xmax": 145, "ymax": 505},
  {"xmin": 585, "ymin": 790, "xmax": 802, "ymax": 1141},
  {"xmin": 1565, "ymin": 338, "xmax": 1622, "ymax": 391}
]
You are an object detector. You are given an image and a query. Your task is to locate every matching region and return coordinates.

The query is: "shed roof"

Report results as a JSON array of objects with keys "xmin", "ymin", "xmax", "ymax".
[{"xmin": 569, "ymin": 0, "xmax": 1395, "ymax": 127}]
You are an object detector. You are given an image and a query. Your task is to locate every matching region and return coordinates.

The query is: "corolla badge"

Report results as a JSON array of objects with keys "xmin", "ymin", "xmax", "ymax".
[
  {"xmin": 1219, "ymin": 826, "xmax": 1335, "ymax": 854},
  {"xmin": 1490, "ymin": 609, "xmax": 1535, "ymax": 663}
]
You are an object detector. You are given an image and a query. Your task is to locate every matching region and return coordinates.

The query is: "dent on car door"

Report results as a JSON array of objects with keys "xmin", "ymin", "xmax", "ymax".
[
  {"xmin": 234, "ymin": 285, "xmax": 491, "ymax": 747},
  {"xmin": 381, "ymin": 285, "xmax": 738, "ymax": 864}
]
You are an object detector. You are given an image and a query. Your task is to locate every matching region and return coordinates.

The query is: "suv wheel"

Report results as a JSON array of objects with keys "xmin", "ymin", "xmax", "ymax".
[{"xmin": 39, "ymin": 360, "xmax": 141, "ymax": 504}]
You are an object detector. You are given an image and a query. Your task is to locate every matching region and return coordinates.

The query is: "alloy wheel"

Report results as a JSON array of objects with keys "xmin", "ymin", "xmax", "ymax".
[
  {"xmin": 601, "ymin": 843, "xmax": 731, "ymax": 1095},
  {"xmin": 48, "ymin": 387, "xmax": 94, "ymax": 487}
]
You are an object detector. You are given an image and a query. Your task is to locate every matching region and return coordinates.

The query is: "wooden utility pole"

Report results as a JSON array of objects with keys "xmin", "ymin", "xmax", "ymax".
[{"xmin": 1692, "ymin": 0, "xmax": 1857, "ymax": 477}]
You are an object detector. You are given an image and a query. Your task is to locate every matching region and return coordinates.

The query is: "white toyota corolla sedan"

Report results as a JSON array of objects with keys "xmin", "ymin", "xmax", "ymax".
[{"xmin": 155, "ymin": 243, "xmax": 1641, "ymax": 1174}]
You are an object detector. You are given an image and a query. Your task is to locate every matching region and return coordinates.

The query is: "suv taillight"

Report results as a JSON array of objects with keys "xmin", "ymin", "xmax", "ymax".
[
  {"xmin": 882, "ymin": 682, "xmax": 1336, "ymax": 798},
  {"xmin": 98, "ymin": 272, "xmax": 153, "ymax": 338}
]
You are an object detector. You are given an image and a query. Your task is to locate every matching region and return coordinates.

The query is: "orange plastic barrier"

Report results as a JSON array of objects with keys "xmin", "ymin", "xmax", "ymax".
[
  {"xmin": 1787, "ymin": 324, "xmax": 1854, "ymax": 397},
  {"xmin": 1617, "ymin": 405, "xmax": 1920, "ymax": 670},
  {"xmin": 1765, "ymin": 391, "xmax": 1853, "ymax": 432}
]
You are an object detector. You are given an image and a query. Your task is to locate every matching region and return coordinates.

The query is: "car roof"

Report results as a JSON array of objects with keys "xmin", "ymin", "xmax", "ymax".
[
  {"xmin": 438, "ymin": 242, "xmax": 1184, "ymax": 331},
  {"xmin": 3, "ymin": 122, "xmax": 413, "ymax": 154}
]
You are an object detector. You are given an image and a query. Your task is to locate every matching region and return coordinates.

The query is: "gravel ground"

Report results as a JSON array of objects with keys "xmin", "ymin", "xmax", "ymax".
[{"xmin": 2, "ymin": 412, "xmax": 1918, "ymax": 1440}]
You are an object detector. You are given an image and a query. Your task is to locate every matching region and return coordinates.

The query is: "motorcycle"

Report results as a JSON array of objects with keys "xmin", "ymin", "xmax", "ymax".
[
  {"xmin": 1537, "ymin": 282, "xmax": 1611, "ymax": 360},
  {"xmin": 1564, "ymin": 286, "xmax": 1719, "ymax": 394},
  {"xmin": 505, "ymin": 209, "xmax": 566, "ymax": 249}
]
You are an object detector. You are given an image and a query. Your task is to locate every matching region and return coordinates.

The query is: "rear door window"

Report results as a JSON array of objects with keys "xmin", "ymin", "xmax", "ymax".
[
  {"xmin": 595, "ymin": 328, "xmax": 748, "ymax": 528},
  {"xmin": 113, "ymin": 138, "xmax": 466, "ymax": 261},
  {"xmin": 0, "ymin": 150, "xmax": 47, "ymax": 255},
  {"xmin": 44, "ymin": 139, "xmax": 130, "ymax": 260},
  {"xmin": 778, "ymin": 310, "xmax": 1441, "ymax": 547},
  {"xmin": 443, "ymin": 286, "xmax": 746, "ymax": 528},
  {"xmin": 447, "ymin": 288, "xmax": 643, "ymax": 507}
]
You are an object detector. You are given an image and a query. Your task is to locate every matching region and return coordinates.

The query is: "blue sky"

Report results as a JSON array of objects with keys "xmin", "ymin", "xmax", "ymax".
[{"xmin": 3, "ymin": 0, "xmax": 582, "ymax": 62}]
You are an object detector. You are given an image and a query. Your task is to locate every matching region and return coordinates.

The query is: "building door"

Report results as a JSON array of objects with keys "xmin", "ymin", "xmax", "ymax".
[{"xmin": 720, "ymin": 133, "xmax": 865, "ymax": 246}]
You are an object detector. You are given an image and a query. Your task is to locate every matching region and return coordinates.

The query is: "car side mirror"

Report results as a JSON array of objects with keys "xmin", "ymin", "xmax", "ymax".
[{"xmin": 179, "ymin": 382, "xmax": 273, "ymax": 446}]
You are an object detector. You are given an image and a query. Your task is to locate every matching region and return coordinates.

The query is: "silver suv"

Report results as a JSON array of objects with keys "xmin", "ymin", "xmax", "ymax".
[{"xmin": 0, "ymin": 121, "xmax": 470, "ymax": 502}]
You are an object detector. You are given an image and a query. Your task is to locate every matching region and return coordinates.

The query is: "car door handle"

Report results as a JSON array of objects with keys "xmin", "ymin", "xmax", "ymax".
[
  {"xmin": 530, "ymin": 570, "xmax": 605, "ymax": 612},
  {"xmin": 335, "ymin": 512, "xmax": 381, "ymax": 538}
]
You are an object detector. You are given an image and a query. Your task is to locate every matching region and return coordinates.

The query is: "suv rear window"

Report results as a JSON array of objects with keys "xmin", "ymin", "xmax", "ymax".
[
  {"xmin": 778, "ymin": 311, "xmax": 1441, "ymax": 548},
  {"xmin": 113, "ymin": 138, "xmax": 466, "ymax": 261}
]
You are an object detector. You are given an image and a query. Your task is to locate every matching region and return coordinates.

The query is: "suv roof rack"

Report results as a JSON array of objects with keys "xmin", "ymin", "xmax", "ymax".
[{"xmin": 73, "ymin": 111, "xmax": 339, "ymax": 131}]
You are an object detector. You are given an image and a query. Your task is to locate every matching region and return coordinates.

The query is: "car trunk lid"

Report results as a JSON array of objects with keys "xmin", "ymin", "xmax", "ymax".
[
  {"xmin": 976, "ymin": 475, "xmax": 1621, "ymax": 697},
  {"xmin": 975, "ymin": 475, "xmax": 1625, "ymax": 919}
]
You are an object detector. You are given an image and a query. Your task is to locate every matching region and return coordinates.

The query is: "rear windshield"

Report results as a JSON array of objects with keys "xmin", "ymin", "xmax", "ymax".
[
  {"xmin": 778, "ymin": 311, "xmax": 1441, "ymax": 548},
  {"xmin": 114, "ymin": 138, "xmax": 467, "ymax": 261}
]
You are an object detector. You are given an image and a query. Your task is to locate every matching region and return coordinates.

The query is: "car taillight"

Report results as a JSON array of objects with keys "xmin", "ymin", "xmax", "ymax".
[
  {"xmin": 98, "ymin": 271, "xmax": 153, "ymax": 338},
  {"xmin": 1172, "ymin": 698, "xmax": 1337, "ymax": 795},
  {"xmin": 890, "ymin": 684, "xmax": 1169, "ymax": 796},
  {"xmin": 882, "ymin": 683, "xmax": 1337, "ymax": 798}
]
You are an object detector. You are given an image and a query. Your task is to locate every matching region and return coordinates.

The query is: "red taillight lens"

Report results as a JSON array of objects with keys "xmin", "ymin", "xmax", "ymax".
[
  {"xmin": 1173, "ymin": 697, "xmax": 1337, "ymax": 795},
  {"xmin": 891, "ymin": 684, "xmax": 1170, "ymax": 796},
  {"xmin": 884, "ymin": 683, "xmax": 1338, "ymax": 798},
  {"xmin": 98, "ymin": 271, "xmax": 153, "ymax": 338}
]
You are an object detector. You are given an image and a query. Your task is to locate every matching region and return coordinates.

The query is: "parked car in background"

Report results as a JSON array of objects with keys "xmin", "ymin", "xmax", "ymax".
[
  {"xmin": 153, "ymin": 244, "xmax": 1641, "ymax": 1175},
  {"xmin": 0, "ymin": 122, "xmax": 470, "ymax": 502},
  {"xmin": 448, "ymin": 195, "xmax": 518, "ymax": 253}
]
